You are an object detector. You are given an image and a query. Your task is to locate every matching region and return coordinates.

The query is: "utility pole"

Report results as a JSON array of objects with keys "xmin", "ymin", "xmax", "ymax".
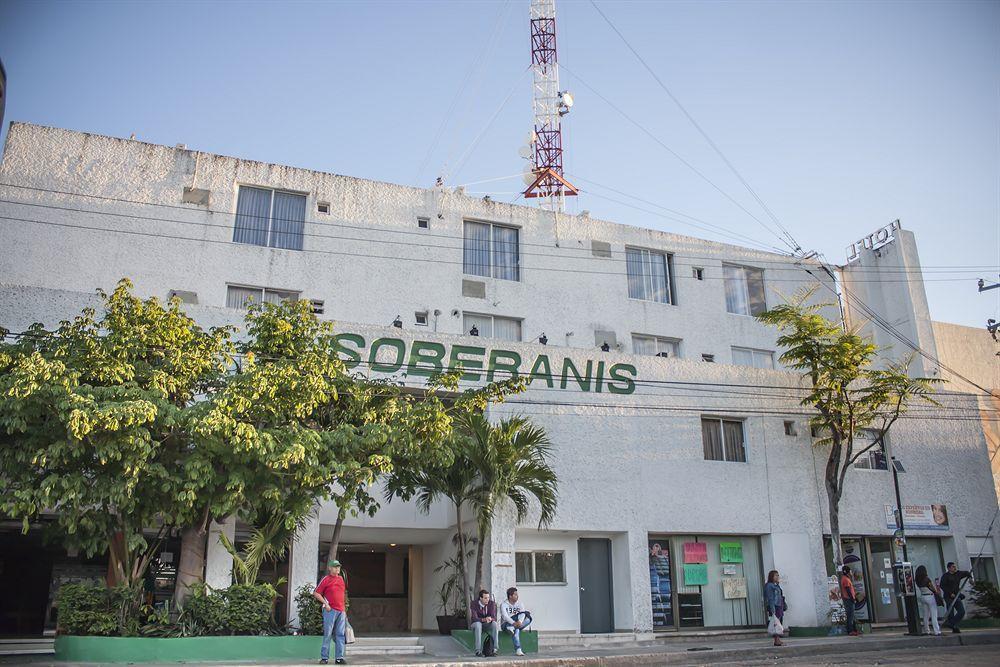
[{"xmin": 886, "ymin": 432, "xmax": 920, "ymax": 635}]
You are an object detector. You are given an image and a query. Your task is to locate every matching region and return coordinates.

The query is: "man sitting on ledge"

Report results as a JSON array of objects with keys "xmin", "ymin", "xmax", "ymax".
[
  {"xmin": 470, "ymin": 589, "xmax": 499, "ymax": 657},
  {"xmin": 500, "ymin": 587, "xmax": 533, "ymax": 656}
]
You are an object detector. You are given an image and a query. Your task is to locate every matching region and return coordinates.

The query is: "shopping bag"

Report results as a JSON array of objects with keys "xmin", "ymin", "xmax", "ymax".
[
  {"xmin": 345, "ymin": 622, "xmax": 356, "ymax": 644},
  {"xmin": 767, "ymin": 615, "xmax": 784, "ymax": 636}
]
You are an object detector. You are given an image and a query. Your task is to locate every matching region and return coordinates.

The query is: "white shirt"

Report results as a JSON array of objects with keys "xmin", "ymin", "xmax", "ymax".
[{"xmin": 500, "ymin": 599, "xmax": 526, "ymax": 625}]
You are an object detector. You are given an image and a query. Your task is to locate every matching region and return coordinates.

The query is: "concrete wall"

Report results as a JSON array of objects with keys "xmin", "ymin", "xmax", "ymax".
[{"xmin": 0, "ymin": 123, "xmax": 833, "ymax": 364}]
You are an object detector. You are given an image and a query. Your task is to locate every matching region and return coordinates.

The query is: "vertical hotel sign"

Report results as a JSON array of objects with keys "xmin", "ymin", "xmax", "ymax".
[{"xmin": 846, "ymin": 220, "xmax": 901, "ymax": 263}]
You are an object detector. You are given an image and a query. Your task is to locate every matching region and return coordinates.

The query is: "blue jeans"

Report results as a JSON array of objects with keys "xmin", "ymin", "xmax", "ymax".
[
  {"xmin": 501, "ymin": 612, "xmax": 532, "ymax": 651},
  {"xmin": 844, "ymin": 600, "xmax": 857, "ymax": 633},
  {"xmin": 321, "ymin": 608, "xmax": 346, "ymax": 661},
  {"xmin": 946, "ymin": 597, "xmax": 965, "ymax": 628}
]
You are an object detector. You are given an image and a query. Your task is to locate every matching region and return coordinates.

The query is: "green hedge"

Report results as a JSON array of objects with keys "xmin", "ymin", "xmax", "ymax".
[
  {"xmin": 295, "ymin": 585, "xmax": 324, "ymax": 635},
  {"xmin": 58, "ymin": 582, "xmax": 279, "ymax": 637}
]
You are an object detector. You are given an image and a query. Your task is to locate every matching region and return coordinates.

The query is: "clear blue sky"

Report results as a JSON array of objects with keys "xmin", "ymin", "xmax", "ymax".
[{"xmin": 1, "ymin": 0, "xmax": 997, "ymax": 328}]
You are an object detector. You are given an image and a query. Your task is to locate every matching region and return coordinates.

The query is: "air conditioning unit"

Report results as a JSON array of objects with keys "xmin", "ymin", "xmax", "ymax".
[{"xmin": 167, "ymin": 289, "xmax": 198, "ymax": 304}]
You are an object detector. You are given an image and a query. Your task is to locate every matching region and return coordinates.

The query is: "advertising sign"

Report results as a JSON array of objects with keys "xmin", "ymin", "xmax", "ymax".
[
  {"xmin": 842, "ymin": 540, "xmax": 870, "ymax": 621},
  {"xmin": 683, "ymin": 563, "xmax": 708, "ymax": 586},
  {"xmin": 648, "ymin": 540, "xmax": 673, "ymax": 628},
  {"xmin": 683, "ymin": 542, "xmax": 707, "ymax": 563},
  {"xmin": 884, "ymin": 504, "xmax": 949, "ymax": 530},
  {"xmin": 719, "ymin": 542, "xmax": 743, "ymax": 563},
  {"xmin": 722, "ymin": 577, "xmax": 747, "ymax": 599}
]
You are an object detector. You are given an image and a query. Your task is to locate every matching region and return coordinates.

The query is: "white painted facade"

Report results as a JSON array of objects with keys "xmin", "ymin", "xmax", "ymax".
[{"xmin": 1, "ymin": 124, "xmax": 997, "ymax": 635}]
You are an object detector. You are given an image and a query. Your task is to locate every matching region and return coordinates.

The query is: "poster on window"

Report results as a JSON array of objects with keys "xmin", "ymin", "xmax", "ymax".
[
  {"xmin": 683, "ymin": 542, "xmax": 707, "ymax": 563},
  {"xmin": 648, "ymin": 540, "xmax": 673, "ymax": 628},
  {"xmin": 883, "ymin": 504, "xmax": 949, "ymax": 530},
  {"xmin": 842, "ymin": 540, "xmax": 870, "ymax": 622}
]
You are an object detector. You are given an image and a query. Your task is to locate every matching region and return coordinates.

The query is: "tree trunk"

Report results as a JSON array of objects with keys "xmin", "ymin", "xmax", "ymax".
[
  {"xmin": 474, "ymin": 521, "xmax": 487, "ymax": 595},
  {"xmin": 325, "ymin": 511, "xmax": 346, "ymax": 564},
  {"xmin": 106, "ymin": 531, "xmax": 127, "ymax": 587},
  {"xmin": 827, "ymin": 482, "xmax": 844, "ymax": 569},
  {"xmin": 174, "ymin": 526, "xmax": 207, "ymax": 607},
  {"xmin": 455, "ymin": 504, "xmax": 472, "ymax": 625}
]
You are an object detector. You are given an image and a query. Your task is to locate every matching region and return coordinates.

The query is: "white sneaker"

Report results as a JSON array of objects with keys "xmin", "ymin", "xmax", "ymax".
[{"xmin": 516, "ymin": 649, "xmax": 524, "ymax": 656}]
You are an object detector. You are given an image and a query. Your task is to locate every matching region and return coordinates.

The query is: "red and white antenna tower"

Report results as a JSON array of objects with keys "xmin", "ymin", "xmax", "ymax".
[{"xmin": 522, "ymin": 0, "xmax": 578, "ymax": 212}]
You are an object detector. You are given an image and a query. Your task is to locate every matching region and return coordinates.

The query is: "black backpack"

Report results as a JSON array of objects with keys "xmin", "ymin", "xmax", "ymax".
[{"xmin": 482, "ymin": 633, "xmax": 497, "ymax": 657}]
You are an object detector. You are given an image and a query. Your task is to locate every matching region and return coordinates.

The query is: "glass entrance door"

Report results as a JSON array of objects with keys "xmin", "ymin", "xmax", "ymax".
[{"xmin": 866, "ymin": 539, "xmax": 902, "ymax": 622}]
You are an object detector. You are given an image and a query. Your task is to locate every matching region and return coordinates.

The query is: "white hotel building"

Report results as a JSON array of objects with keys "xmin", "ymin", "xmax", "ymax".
[{"xmin": 0, "ymin": 123, "xmax": 997, "ymax": 638}]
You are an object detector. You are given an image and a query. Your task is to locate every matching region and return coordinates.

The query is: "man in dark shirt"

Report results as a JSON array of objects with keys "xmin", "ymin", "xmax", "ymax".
[
  {"xmin": 470, "ymin": 590, "xmax": 499, "ymax": 656},
  {"xmin": 939, "ymin": 562, "xmax": 973, "ymax": 633}
]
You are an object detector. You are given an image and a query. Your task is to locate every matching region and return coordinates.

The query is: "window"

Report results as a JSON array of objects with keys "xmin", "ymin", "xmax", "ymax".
[
  {"xmin": 626, "ymin": 247, "xmax": 673, "ymax": 304},
  {"xmin": 417, "ymin": 217, "xmax": 430, "ymax": 229},
  {"xmin": 693, "ymin": 267, "xmax": 704, "ymax": 281},
  {"xmin": 853, "ymin": 430, "xmax": 888, "ymax": 470},
  {"xmin": 732, "ymin": 347, "xmax": 775, "ymax": 369},
  {"xmin": 972, "ymin": 556, "xmax": 998, "ymax": 585},
  {"xmin": 317, "ymin": 202, "xmax": 330, "ymax": 214},
  {"xmin": 702, "ymin": 418, "xmax": 747, "ymax": 462},
  {"xmin": 462, "ymin": 313, "xmax": 521, "ymax": 341},
  {"xmin": 414, "ymin": 311, "xmax": 429, "ymax": 326},
  {"xmin": 225, "ymin": 284, "xmax": 300, "ymax": 310},
  {"xmin": 233, "ymin": 186, "xmax": 306, "ymax": 250},
  {"xmin": 633, "ymin": 334, "xmax": 680, "ymax": 358},
  {"xmin": 515, "ymin": 551, "xmax": 566, "ymax": 583},
  {"xmin": 723, "ymin": 264, "xmax": 766, "ymax": 316},
  {"xmin": 702, "ymin": 354, "xmax": 715, "ymax": 363},
  {"xmin": 463, "ymin": 220, "xmax": 520, "ymax": 281},
  {"xmin": 783, "ymin": 420, "xmax": 797, "ymax": 436}
]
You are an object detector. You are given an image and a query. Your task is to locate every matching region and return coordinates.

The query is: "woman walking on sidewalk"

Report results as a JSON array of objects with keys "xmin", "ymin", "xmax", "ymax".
[
  {"xmin": 915, "ymin": 565, "xmax": 943, "ymax": 636},
  {"xmin": 764, "ymin": 570, "xmax": 787, "ymax": 646}
]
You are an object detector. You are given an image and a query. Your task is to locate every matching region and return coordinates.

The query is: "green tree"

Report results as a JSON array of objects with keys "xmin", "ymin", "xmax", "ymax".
[
  {"xmin": 758, "ymin": 289, "xmax": 938, "ymax": 566},
  {"xmin": 0, "ymin": 280, "xmax": 232, "ymax": 591},
  {"xmin": 175, "ymin": 298, "xmax": 352, "ymax": 603},
  {"xmin": 466, "ymin": 414, "xmax": 558, "ymax": 593}
]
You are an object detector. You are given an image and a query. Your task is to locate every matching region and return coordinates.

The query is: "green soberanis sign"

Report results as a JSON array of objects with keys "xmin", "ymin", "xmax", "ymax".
[{"xmin": 333, "ymin": 334, "xmax": 638, "ymax": 395}]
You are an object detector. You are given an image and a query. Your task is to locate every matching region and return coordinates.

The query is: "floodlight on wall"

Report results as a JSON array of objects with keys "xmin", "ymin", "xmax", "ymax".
[
  {"xmin": 392, "ymin": 315, "xmax": 403, "ymax": 328},
  {"xmin": 538, "ymin": 333, "xmax": 548, "ymax": 345},
  {"xmin": 470, "ymin": 325, "xmax": 479, "ymax": 337},
  {"xmin": 600, "ymin": 342, "xmax": 610, "ymax": 352}
]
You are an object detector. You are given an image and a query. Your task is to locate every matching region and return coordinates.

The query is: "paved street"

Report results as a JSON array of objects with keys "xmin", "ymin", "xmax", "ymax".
[{"xmin": 713, "ymin": 645, "xmax": 999, "ymax": 666}]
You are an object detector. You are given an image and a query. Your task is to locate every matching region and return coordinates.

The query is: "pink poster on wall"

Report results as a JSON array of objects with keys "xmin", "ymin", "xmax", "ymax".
[{"xmin": 683, "ymin": 542, "xmax": 707, "ymax": 563}]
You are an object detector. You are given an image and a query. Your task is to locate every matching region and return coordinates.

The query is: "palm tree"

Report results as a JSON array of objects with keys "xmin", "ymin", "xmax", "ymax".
[
  {"xmin": 385, "ymin": 437, "xmax": 483, "ymax": 623},
  {"xmin": 466, "ymin": 414, "xmax": 559, "ymax": 594}
]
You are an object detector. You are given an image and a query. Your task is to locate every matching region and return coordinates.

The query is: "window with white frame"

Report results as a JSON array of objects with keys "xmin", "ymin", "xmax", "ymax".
[
  {"xmin": 626, "ymin": 247, "xmax": 673, "ymax": 304},
  {"xmin": 225, "ymin": 284, "xmax": 300, "ymax": 310},
  {"xmin": 462, "ymin": 313, "xmax": 522, "ymax": 341},
  {"xmin": 463, "ymin": 220, "xmax": 520, "ymax": 281},
  {"xmin": 732, "ymin": 346, "xmax": 775, "ymax": 369},
  {"xmin": 853, "ymin": 430, "xmax": 888, "ymax": 470},
  {"xmin": 233, "ymin": 186, "xmax": 307, "ymax": 251},
  {"xmin": 515, "ymin": 551, "xmax": 566, "ymax": 583},
  {"xmin": 723, "ymin": 264, "xmax": 766, "ymax": 316},
  {"xmin": 701, "ymin": 417, "xmax": 747, "ymax": 463},
  {"xmin": 632, "ymin": 334, "xmax": 681, "ymax": 358}
]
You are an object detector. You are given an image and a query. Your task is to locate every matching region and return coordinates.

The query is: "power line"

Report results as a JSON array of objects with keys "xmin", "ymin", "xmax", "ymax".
[
  {"xmin": 0, "ymin": 211, "xmax": 981, "ymax": 285},
  {"xmin": 558, "ymin": 63, "xmax": 797, "ymax": 253},
  {"xmin": 589, "ymin": 0, "xmax": 802, "ymax": 253}
]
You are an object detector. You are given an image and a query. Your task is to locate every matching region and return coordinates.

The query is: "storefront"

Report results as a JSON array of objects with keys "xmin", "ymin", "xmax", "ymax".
[
  {"xmin": 648, "ymin": 535, "xmax": 765, "ymax": 630},
  {"xmin": 825, "ymin": 536, "xmax": 945, "ymax": 624}
]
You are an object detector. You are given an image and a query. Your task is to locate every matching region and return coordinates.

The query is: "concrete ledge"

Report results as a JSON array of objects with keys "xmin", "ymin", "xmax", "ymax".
[
  {"xmin": 55, "ymin": 636, "xmax": 324, "ymax": 663},
  {"xmin": 452, "ymin": 629, "xmax": 538, "ymax": 654}
]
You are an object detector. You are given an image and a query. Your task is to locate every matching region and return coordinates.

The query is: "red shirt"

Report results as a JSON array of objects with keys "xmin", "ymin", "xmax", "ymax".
[
  {"xmin": 840, "ymin": 574, "xmax": 856, "ymax": 602},
  {"xmin": 316, "ymin": 574, "xmax": 346, "ymax": 611}
]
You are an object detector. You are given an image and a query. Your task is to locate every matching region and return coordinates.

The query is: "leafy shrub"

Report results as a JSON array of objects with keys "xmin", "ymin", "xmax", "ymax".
[
  {"xmin": 295, "ymin": 585, "xmax": 323, "ymax": 635},
  {"xmin": 971, "ymin": 580, "xmax": 1000, "ymax": 618},
  {"xmin": 223, "ymin": 584, "xmax": 276, "ymax": 635},
  {"xmin": 182, "ymin": 584, "xmax": 228, "ymax": 635},
  {"xmin": 57, "ymin": 583, "xmax": 118, "ymax": 636}
]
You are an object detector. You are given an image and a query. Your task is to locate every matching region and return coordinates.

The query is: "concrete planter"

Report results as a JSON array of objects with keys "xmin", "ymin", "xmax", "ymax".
[{"xmin": 55, "ymin": 635, "xmax": 323, "ymax": 663}]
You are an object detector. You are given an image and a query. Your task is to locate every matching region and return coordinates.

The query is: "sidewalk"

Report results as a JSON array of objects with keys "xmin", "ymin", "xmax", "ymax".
[{"xmin": 3, "ymin": 628, "xmax": 998, "ymax": 667}]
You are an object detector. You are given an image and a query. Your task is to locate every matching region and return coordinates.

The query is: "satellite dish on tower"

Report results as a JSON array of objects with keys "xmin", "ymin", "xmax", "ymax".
[
  {"xmin": 522, "ymin": 167, "xmax": 538, "ymax": 186},
  {"xmin": 518, "ymin": 145, "xmax": 533, "ymax": 159}
]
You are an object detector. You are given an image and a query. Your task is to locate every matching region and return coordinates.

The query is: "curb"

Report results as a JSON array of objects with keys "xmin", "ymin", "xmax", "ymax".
[{"xmin": 416, "ymin": 630, "xmax": 1000, "ymax": 667}]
